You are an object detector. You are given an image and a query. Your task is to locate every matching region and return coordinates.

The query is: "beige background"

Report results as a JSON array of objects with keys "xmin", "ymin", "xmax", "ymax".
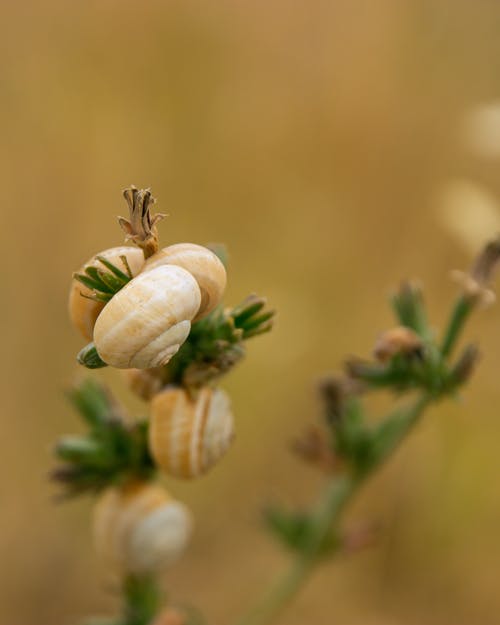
[{"xmin": 2, "ymin": 1, "xmax": 500, "ymax": 624}]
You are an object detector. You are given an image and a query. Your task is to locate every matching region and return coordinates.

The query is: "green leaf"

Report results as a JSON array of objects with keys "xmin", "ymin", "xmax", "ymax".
[
  {"xmin": 77, "ymin": 343, "xmax": 108, "ymax": 369},
  {"xmin": 74, "ymin": 272, "xmax": 104, "ymax": 292},
  {"xmin": 231, "ymin": 296, "xmax": 266, "ymax": 324},
  {"xmin": 85, "ymin": 267, "xmax": 115, "ymax": 293},
  {"xmin": 96, "ymin": 255, "xmax": 132, "ymax": 281},
  {"xmin": 98, "ymin": 270, "xmax": 125, "ymax": 293},
  {"xmin": 265, "ymin": 506, "xmax": 315, "ymax": 552},
  {"xmin": 67, "ymin": 378, "xmax": 112, "ymax": 427},
  {"xmin": 55, "ymin": 436, "xmax": 102, "ymax": 462},
  {"xmin": 391, "ymin": 282, "xmax": 430, "ymax": 339}
]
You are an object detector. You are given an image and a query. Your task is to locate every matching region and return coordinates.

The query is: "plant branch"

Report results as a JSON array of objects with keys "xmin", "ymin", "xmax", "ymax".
[
  {"xmin": 122, "ymin": 574, "xmax": 163, "ymax": 625},
  {"xmin": 234, "ymin": 393, "xmax": 432, "ymax": 625},
  {"xmin": 440, "ymin": 296, "xmax": 473, "ymax": 360}
]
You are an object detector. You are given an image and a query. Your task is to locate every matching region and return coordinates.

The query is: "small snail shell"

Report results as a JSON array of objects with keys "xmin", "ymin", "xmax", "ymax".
[
  {"xmin": 144, "ymin": 243, "xmax": 226, "ymax": 321},
  {"xmin": 93, "ymin": 264, "xmax": 201, "ymax": 369},
  {"xmin": 68, "ymin": 246, "xmax": 145, "ymax": 340},
  {"xmin": 374, "ymin": 326, "xmax": 423, "ymax": 363},
  {"xmin": 93, "ymin": 482, "xmax": 192, "ymax": 574},
  {"xmin": 149, "ymin": 387, "xmax": 235, "ymax": 479},
  {"xmin": 122, "ymin": 367, "xmax": 165, "ymax": 401}
]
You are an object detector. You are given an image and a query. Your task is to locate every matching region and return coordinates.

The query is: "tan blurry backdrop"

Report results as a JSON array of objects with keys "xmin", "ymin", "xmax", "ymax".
[{"xmin": 2, "ymin": 1, "xmax": 500, "ymax": 624}]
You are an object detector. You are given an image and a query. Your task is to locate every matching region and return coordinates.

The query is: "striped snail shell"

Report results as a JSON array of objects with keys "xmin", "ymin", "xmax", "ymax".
[
  {"xmin": 68, "ymin": 246, "xmax": 145, "ymax": 340},
  {"xmin": 93, "ymin": 264, "xmax": 201, "ymax": 369},
  {"xmin": 144, "ymin": 243, "xmax": 227, "ymax": 321},
  {"xmin": 93, "ymin": 482, "xmax": 192, "ymax": 574},
  {"xmin": 149, "ymin": 387, "xmax": 235, "ymax": 479}
]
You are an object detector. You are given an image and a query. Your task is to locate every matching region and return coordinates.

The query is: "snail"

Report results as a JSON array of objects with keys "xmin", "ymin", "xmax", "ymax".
[
  {"xmin": 373, "ymin": 326, "xmax": 423, "ymax": 363},
  {"xmin": 149, "ymin": 387, "xmax": 235, "ymax": 479},
  {"xmin": 68, "ymin": 246, "xmax": 145, "ymax": 340},
  {"xmin": 144, "ymin": 243, "xmax": 227, "ymax": 321},
  {"xmin": 93, "ymin": 264, "xmax": 201, "ymax": 369},
  {"xmin": 93, "ymin": 481, "xmax": 192, "ymax": 574},
  {"xmin": 122, "ymin": 367, "xmax": 166, "ymax": 401}
]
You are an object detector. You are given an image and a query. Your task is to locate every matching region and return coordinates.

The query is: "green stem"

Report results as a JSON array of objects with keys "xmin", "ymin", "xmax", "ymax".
[
  {"xmin": 122, "ymin": 574, "xmax": 162, "ymax": 625},
  {"xmin": 440, "ymin": 296, "xmax": 473, "ymax": 359},
  {"xmin": 234, "ymin": 477, "xmax": 355, "ymax": 625},
  {"xmin": 368, "ymin": 394, "xmax": 431, "ymax": 467},
  {"xmin": 233, "ymin": 394, "xmax": 431, "ymax": 625}
]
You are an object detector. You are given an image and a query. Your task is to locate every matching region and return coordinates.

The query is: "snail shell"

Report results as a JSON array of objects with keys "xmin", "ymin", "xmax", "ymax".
[
  {"xmin": 93, "ymin": 264, "xmax": 201, "ymax": 369},
  {"xmin": 122, "ymin": 367, "xmax": 165, "ymax": 401},
  {"xmin": 144, "ymin": 243, "xmax": 226, "ymax": 321},
  {"xmin": 93, "ymin": 482, "xmax": 192, "ymax": 574},
  {"xmin": 149, "ymin": 387, "xmax": 235, "ymax": 479},
  {"xmin": 68, "ymin": 246, "xmax": 145, "ymax": 340},
  {"xmin": 374, "ymin": 326, "xmax": 423, "ymax": 363}
]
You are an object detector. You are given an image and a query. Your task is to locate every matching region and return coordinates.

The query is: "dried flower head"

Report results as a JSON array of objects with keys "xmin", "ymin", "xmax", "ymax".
[
  {"xmin": 291, "ymin": 425, "xmax": 339, "ymax": 473},
  {"xmin": 119, "ymin": 186, "xmax": 166, "ymax": 259},
  {"xmin": 452, "ymin": 236, "xmax": 500, "ymax": 306}
]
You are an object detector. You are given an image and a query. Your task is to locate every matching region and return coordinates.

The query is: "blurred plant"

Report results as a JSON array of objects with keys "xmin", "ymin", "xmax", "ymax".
[
  {"xmin": 233, "ymin": 238, "xmax": 500, "ymax": 625},
  {"xmin": 54, "ymin": 185, "xmax": 499, "ymax": 625}
]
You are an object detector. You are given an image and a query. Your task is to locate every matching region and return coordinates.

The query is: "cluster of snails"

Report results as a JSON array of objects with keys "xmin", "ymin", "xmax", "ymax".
[
  {"xmin": 70, "ymin": 242, "xmax": 227, "ymax": 368},
  {"xmin": 69, "ymin": 239, "xmax": 236, "ymax": 576}
]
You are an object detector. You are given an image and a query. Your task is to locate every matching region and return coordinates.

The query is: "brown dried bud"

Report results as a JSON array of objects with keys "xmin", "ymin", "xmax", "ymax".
[
  {"xmin": 449, "ymin": 344, "xmax": 480, "ymax": 386},
  {"xmin": 373, "ymin": 326, "xmax": 423, "ymax": 363},
  {"xmin": 119, "ymin": 186, "xmax": 166, "ymax": 259},
  {"xmin": 341, "ymin": 521, "xmax": 380, "ymax": 554},
  {"xmin": 291, "ymin": 425, "xmax": 339, "ymax": 473},
  {"xmin": 318, "ymin": 375, "xmax": 362, "ymax": 425},
  {"xmin": 151, "ymin": 608, "xmax": 187, "ymax": 625},
  {"xmin": 451, "ymin": 236, "xmax": 500, "ymax": 306}
]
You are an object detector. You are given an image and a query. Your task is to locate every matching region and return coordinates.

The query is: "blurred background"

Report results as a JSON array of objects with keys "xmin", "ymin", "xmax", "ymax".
[{"xmin": 3, "ymin": 1, "xmax": 500, "ymax": 624}]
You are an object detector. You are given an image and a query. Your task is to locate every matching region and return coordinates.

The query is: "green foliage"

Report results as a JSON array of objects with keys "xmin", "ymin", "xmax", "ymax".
[
  {"xmin": 77, "ymin": 294, "xmax": 275, "ymax": 375},
  {"xmin": 162, "ymin": 295, "xmax": 275, "ymax": 387},
  {"xmin": 74, "ymin": 255, "xmax": 133, "ymax": 303},
  {"xmin": 265, "ymin": 506, "xmax": 337, "ymax": 556},
  {"xmin": 52, "ymin": 379, "xmax": 154, "ymax": 497},
  {"xmin": 264, "ymin": 259, "xmax": 485, "ymax": 571},
  {"xmin": 345, "ymin": 282, "xmax": 479, "ymax": 397},
  {"xmin": 77, "ymin": 343, "xmax": 108, "ymax": 369},
  {"xmin": 391, "ymin": 281, "xmax": 430, "ymax": 339}
]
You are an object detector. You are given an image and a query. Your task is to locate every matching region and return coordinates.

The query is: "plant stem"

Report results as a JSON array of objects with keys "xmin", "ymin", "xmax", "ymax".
[
  {"xmin": 233, "ymin": 394, "xmax": 431, "ymax": 625},
  {"xmin": 122, "ymin": 574, "xmax": 162, "ymax": 625},
  {"xmin": 440, "ymin": 296, "xmax": 473, "ymax": 359}
]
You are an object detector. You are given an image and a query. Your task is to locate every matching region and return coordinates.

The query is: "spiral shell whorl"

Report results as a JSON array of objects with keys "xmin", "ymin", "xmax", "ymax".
[
  {"xmin": 149, "ymin": 387, "xmax": 235, "ymax": 479},
  {"xmin": 93, "ymin": 264, "xmax": 201, "ymax": 369},
  {"xmin": 93, "ymin": 482, "xmax": 192, "ymax": 574},
  {"xmin": 68, "ymin": 246, "xmax": 145, "ymax": 340},
  {"xmin": 144, "ymin": 243, "xmax": 227, "ymax": 321}
]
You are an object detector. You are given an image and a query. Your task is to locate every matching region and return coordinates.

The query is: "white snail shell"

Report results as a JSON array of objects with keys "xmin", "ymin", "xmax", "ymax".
[
  {"xmin": 149, "ymin": 387, "xmax": 235, "ymax": 479},
  {"xmin": 122, "ymin": 368, "xmax": 165, "ymax": 401},
  {"xmin": 144, "ymin": 243, "xmax": 226, "ymax": 321},
  {"xmin": 93, "ymin": 482, "xmax": 192, "ymax": 574},
  {"xmin": 68, "ymin": 246, "xmax": 145, "ymax": 340},
  {"xmin": 93, "ymin": 264, "xmax": 201, "ymax": 369}
]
